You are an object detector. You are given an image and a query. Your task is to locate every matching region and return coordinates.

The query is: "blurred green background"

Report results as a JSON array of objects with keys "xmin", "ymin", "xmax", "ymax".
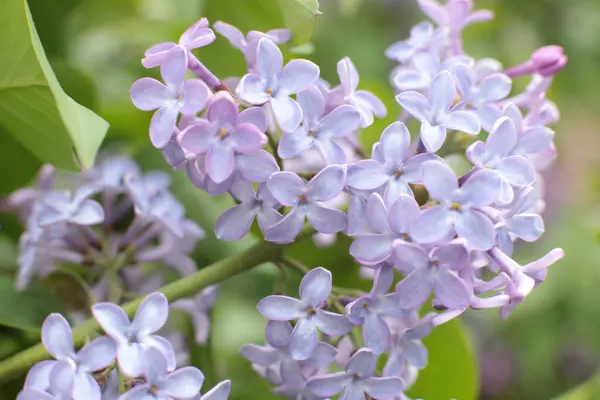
[{"xmin": 0, "ymin": 0, "xmax": 599, "ymax": 399}]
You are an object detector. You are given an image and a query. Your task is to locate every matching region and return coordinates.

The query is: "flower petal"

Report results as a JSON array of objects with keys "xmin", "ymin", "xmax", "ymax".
[
  {"xmin": 206, "ymin": 92, "xmax": 238, "ymax": 125},
  {"xmin": 409, "ymin": 206, "xmax": 455, "ymax": 245},
  {"xmin": 179, "ymin": 120, "xmax": 217, "ymax": 154},
  {"xmin": 306, "ymin": 164, "xmax": 346, "ymax": 202},
  {"xmin": 396, "ymin": 266, "xmax": 434, "ymax": 309},
  {"xmin": 289, "ymin": 317, "xmax": 318, "ymax": 360},
  {"xmin": 350, "ymin": 234, "xmax": 394, "ymax": 265},
  {"xmin": 230, "ymin": 123, "xmax": 267, "ymax": 153},
  {"xmin": 215, "ymin": 203, "xmax": 256, "ymax": 241},
  {"xmin": 307, "ymin": 372, "xmax": 350, "ymax": 397},
  {"xmin": 200, "ymin": 380, "xmax": 232, "ymax": 400},
  {"xmin": 388, "ymin": 194, "xmax": 420, "ymax": 234},
  {"xmin": 91, "ymin": 303, "xmax": 129, "ymax": 343},
  {"xmin": 428, "ymin": 71, "xmax": 455, "ymax": 119},
  {"xmin": 70, "ymin": 199, "xmax": 104, "ymax": 225},
  {"xmin": 495, "ymin": 156, "xmax": 535, "ymax": 187},
  {"xmin": 460, "ymin": 169, "xmax": 501, "ymax": 207},
  {"xmin": 150, "ymin": 106, "xmax": 178, "ymax": 148},
  {"xmin": 443, "ymin": 110, "xmax": 481, "ymax": 135},
  {"xmin": 278, "ymin": 59, "xmax": 320, "ymax": 95},
  {"xmin": 131, "ymin": 292, "xmax": 169, "ymax": 336},
  {"xmin": 271, "ymin": 95, "xmax": 303, "ymax": 133},
  {"xmin": 455, "ymin": 210, "xmax": 496, "ymax": 250},
  {"xmin": 421, "ymin": 160, "xmax": 457, "ymax": 201},
  {"xmin": 395, "ymin": 91, "xmax": 429, "ymax": 121},
  {"xmin": 487, "ymin": 117, "xmax": 517, "ymax": 158},
  {"xmin": 130, "ymin": 78, "xmax": 169, "ymax": 111},
  {"xmin": 362, "ymin": 377, "xmax": 405, "ymax": 399},
  {"xmin": 159, "ymin": 367, "xmax": 205, "ymax": 397},
  {"xmin": 41, "ymin": 314, "xmax": 75, "ymax": 361},
  {"xmin": 77, "ymin": 336, "xmax": 116, "ymax": 372},
  {"xmin": 237, "ymin": 107, "xmax": 267, "ymax": 132},
  {"xmin": 299, "ymin": 267, "xmax": 332, "ymax": 307},
  {"xmin": 363, "ymin": 313, "xmax": 390, "ymax": 355},
  {"xmin": 264, "ymin": 207, "xmax": 306, "ymax": 243},
  {"xmin": 256, "ymin": 38, "xmax": 283, "ymax": 83},
  {"xmin": 380, "ymin": 121, "xmax": 411, "ymax": 164},
  {"xmin": 205, "ymin": 144, "xmax": 235, "ymax": 184},
  {"xmin": 237, "ymin": 74, "xmax": 270, "ymax": 104},
  {"xmin": 297, "ymin": 86, "xmax": 325, "ymax": 125},
  {"xmin": 306, "ymin": 204, "xmax": 347, "ymax": 234},
  {"xmin": 346, "ymin": 348, "xmax": 377, "ymax": 377},
  {"xmin": 478, "ymin": 73, "xmax": 512, "ymax": 102},
  {"xmin": 267, "ymin": 171, "xmax": 304, "ymax": 206},
  {"xmin": 392, "ymin": 242, "xmax": 429, "ymax": 273},
  {"xmin": 265, "ymin": 320, "xmax": 293, "ymax": 349},
  {"xmin": 319, "ymin": 105, "xmax": 362, "ymax": 137},
  {"xmin": 337, "ymin": 57, "xmax": 359, "ymax": 94},
  {"xmin": 117, "ymin": 343, "xmax": 144, "ymax": 378},
  {"xmin": 420, "ymin": 120, "xmax": 447, "ymax": 152},
  {"xmin": 257, "ymin": 295, "xmax": 305, "ymax": 320},
  {"xmin": 181, "ymin": 79, "xmax": 211, "ymax": 115},
  {"xmin": 237, "ymin": 150, "xmax": 279, "ymax": 182},
  {"xmin": 314, "ymin": 310, "xmax": 355, "ymax": 336},
  {"xmin": 278, "ymin": 127, "xmax": 314, "ymax": 159},
  {"xmin": 434, "ymin": 268, "xmax": 471, "ymax": 309},
  {"xmin": 347, "ymin": 160, "xmax": 387, "ymax": 190},
  {"xmin": 160, "ymin": 46, "xmax": 187, "ymax": 89}
]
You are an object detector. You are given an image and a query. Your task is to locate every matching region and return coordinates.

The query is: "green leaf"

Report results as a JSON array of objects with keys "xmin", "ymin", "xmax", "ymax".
[
  {"xmin": 277, "ymin": 0, "xmax": 320, "ymax": 44},
  {"xmin": 0, "ymin": 276, "xmax": 63, "ymax": 332},
  {"xmin": 408, "ymin": 320, "xmax": 479, "ymax": 400},
  {"xmin": 0, "ymin": 0, "xmax": 108, "ymax": 171}
]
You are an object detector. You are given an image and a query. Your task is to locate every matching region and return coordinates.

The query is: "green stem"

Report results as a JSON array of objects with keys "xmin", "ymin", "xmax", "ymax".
[{"xmin": 0, "ymin": 229, "xmax": 317, "ymax": 382}]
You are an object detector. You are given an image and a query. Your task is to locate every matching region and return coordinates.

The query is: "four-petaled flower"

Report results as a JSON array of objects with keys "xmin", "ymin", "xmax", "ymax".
[
  {"xmin": 37, "ymin": 187, "xmax": 104, "ymax": 227},
  {"xmin": 307, "ymin": 348, "xmax": 405, "ymax": 399},
  {"xmin": 410, "ymin": 160, "xmax": 501, "ymax": 250},
  {"xmin": 92, "ymin": 292, "xmax": 176, "ymax": 378},
  {"xmin": 265, "ymin": 165, "xmax": 348, "ymax": 243},
  {"xmin": 131, "ymin": 46, "xmax": 211, "ymax": 148},
  {"xmin": 257, "ymin": 267, "xmax": 354, "ymax": 360},
  {"xmin": 237, "ymin": 38, "xmax": 320, "ymax": 133},
  {"xmin": 396, "ymin": 70, "xmax": 481, "ymax": 152},
  {"xmin": 179, "ymin": 91, "xmax": 268, "ymax": 184}
]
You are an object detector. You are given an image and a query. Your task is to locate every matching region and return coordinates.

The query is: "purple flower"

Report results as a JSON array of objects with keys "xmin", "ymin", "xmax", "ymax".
[
  {"xmin": 504, "ymin": 45, "xmax": 567, "ymax": 78},
  {"xmin": 215, "ymin": 180, "xmax": 282, "ymax": 241},
  {"xmin": 37, "ymin": 189, "xmax": 104, "ymax": 227},
  {"xmin": 92, "ymin": 292, "xmax": 176, "ymax": 378},
  {"xmin": 265, "ymin": 165, "xmax": 347, "ymax": 243},
  {"xmin": 466, "ymin": 117, "xmax": 535, "ymax": 204},
  {"xmin": 396, "ymin": 70, "xmax": 481, "ymax": 152},
  {"xmin": 172, "ymin": 285, "xmax": 219, "ymax": 344},
  {"xmin": 278, "ymin": 85, "xmax": 361, "ymax": 165},
  {"xmin": 410, "ymin": 160, "xmax": 501, "ymax": 250},
  {"xmin": 131, "ymin": 46, "xmax": 212, "ymax": 148},
  {"xmin": 119, "ymin": 346, "xmax": 204, "ymax": 399},
  {"xmin": 347, "ymin": 121, "xmax": 439, "ymax": 205},
  {"xmin": 307, "ymin": 348, "xmax": 404, "ymax": 399},
  {"xmin": 142, "ymin": 18, "xmax": 216, "ymax": 68},
  {"xmin": 384, "ymin": 313, "xmax": 434, "ymax": 376},
  {"xmin": 391, "ymin": 50, "xmax": 471, "ymax": 92},
  {"xmin": 394, "ymin": 242, "xmax": 471, "ymax": 309},
  {"xmin": 385, "ymin": 21, "xmax": 448, "ymax": 63},
  {"xmin": 418, "ymin": 0, "xmax": 494, "ymax": 31},
  {"xmin": 240, "ymin": 321, "xmax": 336, "ymax": 385},
  {"xmin": 237, "ymin": 38, "xmax": 320, "ymax": 133},
  {"xmin": 38, "ymin": 313, "xmax": 116, "ymax": 400},
  {"xmin": 213, "ymin": 21, "xmax": 291, "ymax": 70},
  {"xmin": 489, "ymin": 247, "xmax": 564, "ymax": 319},
  {"xmin": 257, "ymin": 267, "xmax": 354, "ymax": 360},
  {"xmin": 178, "ymin": 92, "xmax": 268, "ymax": 183},
  {"xmin": 336, "ymin": 57, "xmax": 387, "ymax": 128},
  {"xmin": 347, "ymin": 264, "xmax": 407, "ymax": 354},
  {"xmin": 349, "ymin": 193, "xmax": 420, "ymax": 266},
  {"xmin": 453, "ymin": 63, "xmax": 512, "ymax": 130},
  {"xmin": 494, "ymin": 187, "xmax": 545, "ymax": 255}
]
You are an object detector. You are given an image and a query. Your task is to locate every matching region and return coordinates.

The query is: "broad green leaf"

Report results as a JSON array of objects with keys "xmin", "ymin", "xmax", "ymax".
[
  {"xmin": 277, "ymin": 0, "xmax": 320, "ymax": 44},
  {"xmin": 0, "ymin": 276, "xmax": 63, "ymax": 332},
  {"xmin": 0, "ymin": 0, "xmax": 108, "ymax": 171},
  {"xmin": 408, "ymin": 320, "xmax": 479, "ymax": 400}
]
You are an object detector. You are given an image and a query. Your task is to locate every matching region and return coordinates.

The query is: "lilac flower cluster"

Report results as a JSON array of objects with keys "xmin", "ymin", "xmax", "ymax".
[
  {"xmin": 18, "ymin": 293, "xmax": 230, "ymax": 400},
  {"xmin": 8, "ymin": 156, "xmax": 204, "ymax": 295},
  {"xmin": 128, "ymin": 0, "xmax": 566, "ymax": 397}
]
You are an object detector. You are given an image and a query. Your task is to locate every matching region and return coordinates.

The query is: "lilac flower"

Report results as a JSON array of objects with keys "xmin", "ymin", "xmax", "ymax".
[
  {"xmin": 385, "ymin": 21, "xmax": 448, "ymax": 63},
  {"xmin": 488, "ymin": 247, "xmax": 564, "ymax": 318},
  {"xmin": 240, "ymin": 321, "xmax": 336, "ymax": 385},
  {"xmin": 265, "ymin": 165, "xmax": 347, "ymax": 243},
  {"xmin": 131, "ymin": 46, "xmax": 212, "ymax": 148},
  {"xmin": 307, "ymin": 348, "xmax": 404, "ymax": 399},
  {"xmin": 237, "ymin": 38, "xmax": 320, "ymax": 132},
  {"xmin": 453, "ymin": 63, "xmax": 512, "ymax": 130},
  {"xmin": 142, "ymin": 18, "xmax": 216, "ymax": 68},
  {"xmin": 18, "ymin": 360, "xmax": 69, "ymax": 400},
  {"xmin": 172, "ymin": 285, "xmax": 219, "ymax": 344},
  {"xmin": 257, "ymin": 267, "xmax": 354, "ymax": 360},
  {"xmin": 391, "ymin": 50, "xmax": 471, "ymax": 92},
  {"xmin": 119, "ymin": 346, "xmax": 204, "ymax": 399},
  {"xmin": 394, "ymin": 242, "xmax": 471, "ymax": 309},
  {"xmin": 466, "ymin": 117, "xmax": 535, "ymax": 204},
  {"xmin": 213, "ymin": 21, "xmax": 291, "ymax": 70},
  {"xmin": 191, "ymin": 380, "xmax": 232, "ymax": 400},
  {"xmin": 336, "ymin": 57, "xmax": 387, "ymax": 128},
  {"xmin": 37, "ymin": 313, "xmax": 116, "ymax": 400},
  {"xmin": 349, "ymin": 193, "xmax": 420, "ymax": 266},
  {"xmin": 347, "ymin": 264, "xmax": 407, "ymax": 354},
  {"xmin": 504, "ymin": 45, "xmax": 567, "ymax": 78},
  {"xmin": 92, "ymin": 292, "xmax": 176, "ymax": 378},
  {"xmin": 179, "ymin": 92, "xmax": 268, "ymax": 183},
  {"xmin": 37, "ymin": 188, "xmax": 104, "ymax": 227},
  {"xmin": 347, "ymin": 121, "xmax": 439, "ymax": 205},
  {"xmin": 278, "ymin": 85, "xmax": 361, "ymax": 165},
  {"xmin": 215, "ymin": 180, "xmax": 282, "ymax": 241},
  {"xmin": 87, "ymin": 156, "xmax": 141, "ymax": 193},
  {"xmin": 384, "ymin": 313, "xmax": 434, "ymax": 376},
  {"xmin": 494, "ymin": 187, "xmax": 545, "ymax": 255},
  {"xmin": 418, "ymin": 0, "xmax": 494, "ymax": 32},
  {"xmin": 396, "ymin": 70, "xmax": 480, "ymax": 152},
  {"xmin": 410, "ymin": 160, "xmax": 501, "ymax": 250}
]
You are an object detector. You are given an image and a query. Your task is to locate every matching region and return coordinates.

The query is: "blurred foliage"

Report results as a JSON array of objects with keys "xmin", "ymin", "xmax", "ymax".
[{"xmin": 0, "ymin": 0, "xmax": 598, "ymax": 399}]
